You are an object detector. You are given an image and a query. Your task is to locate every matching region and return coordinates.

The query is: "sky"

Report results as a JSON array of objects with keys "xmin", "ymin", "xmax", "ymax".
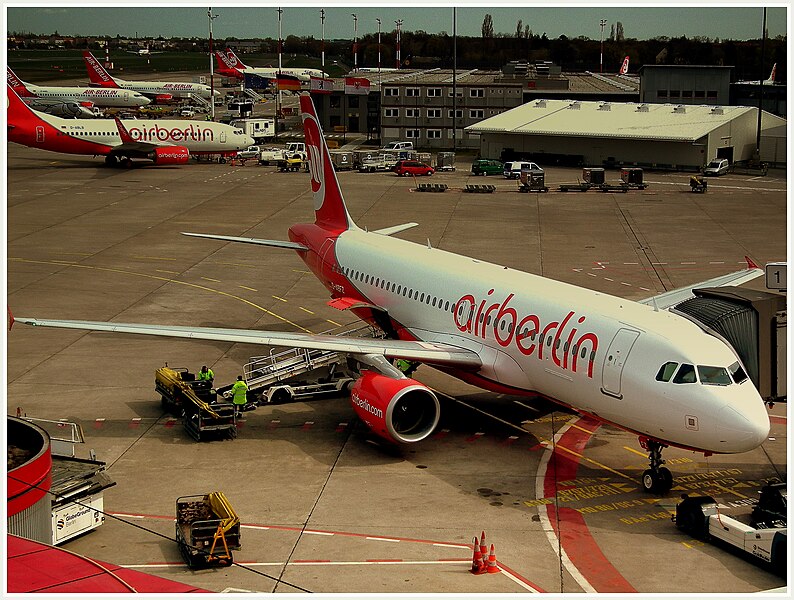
[{"xmin": 5, "ymin": 2, "xmax": 788, "ymax": 41}]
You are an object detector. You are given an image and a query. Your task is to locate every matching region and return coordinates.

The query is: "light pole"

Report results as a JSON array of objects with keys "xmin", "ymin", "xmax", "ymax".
[
  {"xmin": 320, "ymin": 9, "xmax": 325, "ymax": 71},
  {"xmin": 208, "ymin": 7, "xmax": 218, "ymax": 120},
  {"xmin": 395, "ymin": 19, "xmax": 403, "ymax": 69},
  {"xmin": 376, "ymin": 17, "xmax": 382, "ymax": 144},
  {"xmin": 376, "ymin": 18, "xmax": 381, "ymax": 74},
  {"xmin": 352, "ymin": 13, "xmax": 358, "ymax": 71},
  {"xmin": 599, "ymin": 19, "xmax": 607, "ymax": 73},
  {"xmin": 276, "ymin": 7, "xmax": 283, "ymax": 140}
]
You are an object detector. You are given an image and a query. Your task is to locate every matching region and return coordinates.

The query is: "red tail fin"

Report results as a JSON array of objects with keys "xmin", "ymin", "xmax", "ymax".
[
  {"xmin": 6, "ymin": 67, "xmax": 35, "ymax": 97},
  {"xmin": 114, "ymin": 117, "xmax": 134, "ymax": 143},
  {"xmin": 214, "ymin": 50, "xmax": 243, "ymax": 79},
  {"xmin": 82, "ymin": 50, "xmax": 119, "ymax": 87},
  {"xmin": 300, "ymin": 93, "xmax": 355, "ymax": 231},
  {"xmin": 7, "ymin": 83, "xmax": 39, "ymax": 122},
  {"xmin": 619, "ymin": 56, "xmax": 629, "ymax": 75},
  {"xmin": 767, "ymin": 63, "xmax": 776, "ymax": 83},
  {"xmin": 224, "ymin": 48, "xmax": 248, "ymax": 70}
]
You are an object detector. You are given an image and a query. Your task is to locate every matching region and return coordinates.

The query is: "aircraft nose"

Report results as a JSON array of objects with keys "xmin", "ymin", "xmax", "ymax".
[{"xmin": 715, "ymin": 399, "xmax": 770, "ymax": 453}]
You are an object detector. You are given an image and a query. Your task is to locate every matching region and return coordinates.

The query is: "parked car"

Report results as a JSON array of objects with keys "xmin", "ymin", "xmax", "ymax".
[
  {"xmin": 703, "ymin": 158, "xmax": 730, "ymax": 176},
  {"xmin": 236, "ymin": 145, "xmax": 262, "ymax": 160},
  {"xmin": 504, "ymin": 161, "xmax": 543, "ymax": 179},
  {"xmin": 180, "ymin": 108, "xmax": 196, "ymax": 118},
  {"xmin": 382, "ymin": 141, "xmax": 414, "ymax": 152},
  {"xmin": 471, "ymin": 159, "xmax": 504, "ymax": 176},
  {"xmin": 393, "ymin": 160, "xmax": 434, "ymax": 176}
]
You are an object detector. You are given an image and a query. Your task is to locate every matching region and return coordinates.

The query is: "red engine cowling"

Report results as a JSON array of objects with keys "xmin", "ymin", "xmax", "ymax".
[
  {"xmin": 153, "ymin": 94, "xmax": 174, "ymax": 104},
  {"xmin": 149, "ymin": 146, "xmax": 190, "ymax": 165},
  {"xmin": 350, "ymin": 371, "xmax": 440, "ymax": 444},
  {"xmin": 78, "ymin": 101, "xmax": 95, "ymax": 109}
]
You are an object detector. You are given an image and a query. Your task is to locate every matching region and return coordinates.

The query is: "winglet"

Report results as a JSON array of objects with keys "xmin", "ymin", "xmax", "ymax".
[
  {"xmin": 114, "ymin": 117, "xmax": 134, "ymax": 143},
  {"xmin": 8, "ymin": 307, "xmax": 15, "ymax": 331},
  {"xmin": 745, "ymin": 255, "xmax": 760, "ymax": 270}
]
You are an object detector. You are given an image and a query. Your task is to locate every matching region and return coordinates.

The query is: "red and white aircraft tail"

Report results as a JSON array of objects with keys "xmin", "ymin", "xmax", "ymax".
[
  {"xmin": 766, "ymin": 63, "xmax": 776, "ymax": 83},
  {"xmin": 214, "ymin": 50, "xmax": 244, "ymax": 79},
  {"xmin": 6, "ymin": 67, "xmax": 36, "ymax": 97},
  {"xmin": 299, "ymin": 94, "xmax": 356, "ymax": 232},
  {"xmin": 619, "ymin": 56, "xmax": 630, "ymax": 75},
  {"xmin": 82, "ymin": 50, "xmax": 120, "ymax": 88},
  {"xmin": 7, "ymin": 83, "xmax": 38, "ymax": 120}
]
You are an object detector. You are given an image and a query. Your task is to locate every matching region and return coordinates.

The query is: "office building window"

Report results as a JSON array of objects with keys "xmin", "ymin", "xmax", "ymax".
[
  {"xmin": 657, "ymin": 89, "xmax": 668, "ymax": 99},
  {"xmin": 470, "ymin": 109, "xmax": 484, "ymax": 119},
  {"xmin": 406, "ymin": 129, "xmax": 420, "ymax": 138},
  {"xmin": 406, "ymin": 108, "xmax": 420, "ymax": 118},
  {"xmin": 406, "ymin": 87, "xmax": 420, "ymax": 97},
  {"xmin": 427, "ymin": 88, "xmax": 442, "ymax": 97},
  {"xmin": 427, "ymin": 129, "xmax": 442, "ymax": 139},
  {"xmin": 470, "ymin": 88, "xmax": 485, "ymax": 98},
  {"xmin": 427, "ymin": 108, "xmax": 441, "ymax": 118},
  {"xmin": 384, "ymin": 108, "xmax": 399, "ymax": 118},
  {"xmin": 384, "ymin": 87, "xmax": 399, "ymax": 97},
  {"xmin": 448, "ymin": 109, "xmax": 463, "ymax": 118}
]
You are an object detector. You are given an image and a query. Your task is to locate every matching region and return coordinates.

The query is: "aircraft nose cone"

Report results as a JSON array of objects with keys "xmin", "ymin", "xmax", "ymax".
[{"xmin": 716, "ymin": 402, "xmax": 770, "ymax": 452}]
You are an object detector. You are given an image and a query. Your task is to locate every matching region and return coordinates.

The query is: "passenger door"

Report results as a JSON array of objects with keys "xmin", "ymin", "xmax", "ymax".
[{"xmin": 601, "ymin": 328, "xmax": 640, "ymax": 398}]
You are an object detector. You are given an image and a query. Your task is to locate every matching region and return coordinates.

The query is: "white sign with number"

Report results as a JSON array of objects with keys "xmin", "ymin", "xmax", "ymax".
[{"xmin": 765, "ymin": 262, "xmax": 787, "ymax": 290}]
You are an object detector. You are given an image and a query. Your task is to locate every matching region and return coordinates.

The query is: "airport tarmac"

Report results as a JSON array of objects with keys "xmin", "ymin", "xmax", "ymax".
[{"xmin": 6, "ymin": 142, "xmax": 788, "ymax": 594}]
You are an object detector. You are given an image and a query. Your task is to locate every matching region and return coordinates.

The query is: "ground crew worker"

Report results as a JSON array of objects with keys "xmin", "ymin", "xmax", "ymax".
[
  {"xmin": 231, "ymin": 375, "xmax": 248, "ymax": 416},
  {"xmin": 197, "ymin": 365, "xmax": 214, "ymax": 382}
]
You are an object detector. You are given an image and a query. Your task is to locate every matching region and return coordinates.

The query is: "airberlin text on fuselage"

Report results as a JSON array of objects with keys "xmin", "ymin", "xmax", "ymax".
[
  {"xmin": 127, "ymin": 124, "xmax": 214, "ymax": 143},
  {"xmin": 454, "ymin": 290, "xmax": 600, "ymax": 377}
]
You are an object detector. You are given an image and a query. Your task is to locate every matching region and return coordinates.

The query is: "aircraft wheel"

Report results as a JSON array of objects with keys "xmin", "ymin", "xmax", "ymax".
[
  {"xmin": 122, "ymin": 158, "xmax": 134, "ymax": 168},
  {"xmin": 104, "ymin": 155, "xmax": 118, "ymax": 166},
  {"xmin": 642, "ymin": 469, "xmax": 659, "ymax": 493},
  {"xmin": 659, "ymin": 467, "xmax": 673, "ymax": 492}
]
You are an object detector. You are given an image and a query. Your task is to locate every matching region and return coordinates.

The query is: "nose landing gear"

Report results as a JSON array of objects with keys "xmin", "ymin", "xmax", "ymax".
[{"xmin": 639, "ymin": 437, "xmax": 673, "ymax": 494}]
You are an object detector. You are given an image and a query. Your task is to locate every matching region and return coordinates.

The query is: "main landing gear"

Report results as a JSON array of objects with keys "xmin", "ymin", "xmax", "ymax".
[{"xmin": 639, "ymin": 437, "xmax": 673, "ymax": 494}]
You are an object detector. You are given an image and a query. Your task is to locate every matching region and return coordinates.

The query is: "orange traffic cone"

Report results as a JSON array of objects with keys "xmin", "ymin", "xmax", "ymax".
[
  {"xmin": 486, "ymin": 544, "xmax": 500, "ymax": 574},
  {"xmin": 479, "ymin": 531, "xmax": 487, "ymax": 558},
  {"xmin": 470, "ymin": 537, "xmax": 486, "ymax": 575}
]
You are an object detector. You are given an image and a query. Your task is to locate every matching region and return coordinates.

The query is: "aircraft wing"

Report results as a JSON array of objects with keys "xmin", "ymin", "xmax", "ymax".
[
  {"xmin": 639, "ymin": 259, "xmax": 763, "ymax": 310},
  {"xmin": 13, "ymin": 318, "xmax": 483, "ymax": 370}
]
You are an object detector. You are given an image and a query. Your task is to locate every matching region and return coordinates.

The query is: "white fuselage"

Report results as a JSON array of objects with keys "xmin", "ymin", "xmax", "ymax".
[
  {"xmin": 241, "ymin": 67, "xmax": 326, "ymax": 82},
  {"xmin": 25, "ymin": 83, "xmax": 150, "ymax": 108},
  {"xmin": 109, "ymin": 79, "xmax": 219, "ymax": 100},
  {"xmin": 324, "ymin": 228, "xmax": 769, "ymax": 454}
]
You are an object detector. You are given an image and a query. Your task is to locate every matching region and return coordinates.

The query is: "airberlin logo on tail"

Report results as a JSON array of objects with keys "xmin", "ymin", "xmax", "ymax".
[
  {"xmin": 301, "ymin": 110, "xmax": 326, "ymax": 211},
  {"xmin": 620, "ymin": 56, "xmax": 630, "ymax": 75},
  {"xmin": 223, "ymin": 51, "xmax": 239, "ymax": 68},
  {"xmin": 454, "ymin": 290, "xmax": 600, "ymax": 377},
  {"xmin": 85, "ymin": 53, "xmax": 112, "ymax": 83}
]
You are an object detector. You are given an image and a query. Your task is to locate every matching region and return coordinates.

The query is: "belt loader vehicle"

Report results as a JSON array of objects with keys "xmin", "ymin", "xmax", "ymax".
[{"xmin": 673, "ymin": 480, "xmax": 786, "ymax": 575}]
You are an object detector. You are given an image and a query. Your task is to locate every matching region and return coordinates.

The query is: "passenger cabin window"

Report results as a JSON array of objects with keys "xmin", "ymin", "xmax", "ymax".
[
  {"xmin": 729, "ymin": 362, "xmax": 748, "ymax": 384},
  {"xmin": 656, "ymin": 362, "xmax": 678, "ymax": 382},
  {"xmin": 673, "ymin": 364, "xmax": 697, "ymax": 384},
  {"xmin": 697, "ymin": 365, "xmax": 732, "ymax": 386}
]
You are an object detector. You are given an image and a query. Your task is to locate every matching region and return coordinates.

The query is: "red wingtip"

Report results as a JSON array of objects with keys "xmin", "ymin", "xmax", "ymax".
[
  {"xmin": 8, "ymin": 307, "xmax": 15, "ymax": 331},
  {"xmin": 745, "ymin": 255, "xmax": 760, "ymax": 269}
]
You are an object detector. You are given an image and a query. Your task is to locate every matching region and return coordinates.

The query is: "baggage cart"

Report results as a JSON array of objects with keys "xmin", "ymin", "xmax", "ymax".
[
  {"xmin": 435, "ymin": 152, "xmax": 456, "ymax": 172},
  {"xmin": 582, "ymin": 168, "xmax": 605, "ymax": 185},
  {"xmin": 176, "ymin": 492, "xmax": 240, "ymax": 569},
  {"xmin": 330, "ymin": 151, "xmax": 353, "ymax": 171},
  {"xmin": 518, "ymin": 170, "xmax": 549, "ymax": 193},
  {"xmin": 620, "ymin": 167, "xmax": 648, "ymax": 189}
]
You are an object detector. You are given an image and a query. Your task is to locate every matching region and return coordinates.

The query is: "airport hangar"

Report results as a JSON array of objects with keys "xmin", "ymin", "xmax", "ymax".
[{"xmin": 466, "ymin": 99, "xmax": 787, "ymax": 170}]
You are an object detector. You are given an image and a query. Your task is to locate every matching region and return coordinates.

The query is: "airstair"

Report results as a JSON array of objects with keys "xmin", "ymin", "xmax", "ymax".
[
  {"xmin": 188, "ymin": 93, "xmax": 212, "ymax": 111},
  {"xmin": 241, "ymin": 323, "xmax": 382, "ymax": 394},
  {"xmin": 243, "ymin": 88, "xmax": 264, "ymax": 102}
]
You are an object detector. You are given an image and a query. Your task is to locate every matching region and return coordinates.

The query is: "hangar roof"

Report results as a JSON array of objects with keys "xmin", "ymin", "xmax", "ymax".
[{"xmin": 466, "ymin": 99, "xmax": 755, "ymax": 142}]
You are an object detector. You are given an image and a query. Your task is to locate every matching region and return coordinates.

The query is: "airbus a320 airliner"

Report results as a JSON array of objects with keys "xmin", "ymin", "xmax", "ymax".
[{"xmin": 15, "ymin": 94, "xmax": 770, "ymax": 494}]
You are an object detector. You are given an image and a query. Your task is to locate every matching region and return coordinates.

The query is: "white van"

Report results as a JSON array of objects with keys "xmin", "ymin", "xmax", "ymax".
[
  {"xmin": 382, "ymin": 141, "xmax": 414, "ymax": 151},
  {"xmin": 503, "ymin": 161, "xmax": 543, "ymax": 179}
]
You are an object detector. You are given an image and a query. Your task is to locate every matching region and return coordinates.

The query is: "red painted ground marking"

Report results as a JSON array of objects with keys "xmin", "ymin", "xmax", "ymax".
[
  {"xmin": 770, "ymin": 415, "xmax": 786, "ymax": 424},
  {"xmin": 164, "ymin": 419, "xmax": 177, "ymax": 429},
  {"xmin": 501, "ymin": 435, "xmax": 519, "ymax": 446},
  {"xmin": 433, "ymin": 428, "xmax": 450, "ymax": 440},
  {"xmin": 465, "ymin": 432, "xmax": 485, "ymax": 443},
  {"xmin": 93, "ymin": 419, "xmax": 105, "ymax": 429},
  {"xmin": 269, "ymin": 419, "xmax": 280, "ymax": 429},
  {"xmin": 528, "ymin": 443, "xmax": 545, "ymax": 452},
  {"xmin": 302, "ymin": 421, "xmax": 315, "ymax": 430},
  {"xmin": 129, "ymin": 418, "xmax": 141, "ymax": 429},
  {"xmin": 335, "ymin": 422, "xmax": 349, "ymax": 432},
  {"xmin": 236, "ymin": 420, "xmax": 245, "ymax": 429},
  {"xmin": 496, "ymin": 562, "xmax": 546, "ymax": 593},
  {"xmin": 543, "ymin": 418, "xmax": 636, "ymax": 593}
]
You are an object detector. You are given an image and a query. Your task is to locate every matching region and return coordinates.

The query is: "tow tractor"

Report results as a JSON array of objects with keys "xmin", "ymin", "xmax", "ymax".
[
  {"xmin": 689, "ymin": 174, "xmax": 708, "ymax": 193},
  {"xmin": 673, "ymin": 480, "xmax": 787, "ymax": 574}
]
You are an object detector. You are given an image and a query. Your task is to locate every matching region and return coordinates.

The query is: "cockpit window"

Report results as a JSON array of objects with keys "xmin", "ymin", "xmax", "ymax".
[
  {"xmin": 673, "ymin": 363, "xmax": 697, "ymax": 384},
  {"xmin": 656, "ymin": 362, "xmax": 679, "ymax": 382},
  {"xmin": 697, "ymin": 365, "xmax": 732, "ymax": 386},
  {"xmin": 729, "ymin": 361, "xmax": 748, "ymax": 384}
]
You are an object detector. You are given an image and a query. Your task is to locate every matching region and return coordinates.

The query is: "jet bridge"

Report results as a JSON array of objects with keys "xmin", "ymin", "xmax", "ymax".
[{"xmin": 672, "ymin": 287, "xmax": 787, "ymax": 402}]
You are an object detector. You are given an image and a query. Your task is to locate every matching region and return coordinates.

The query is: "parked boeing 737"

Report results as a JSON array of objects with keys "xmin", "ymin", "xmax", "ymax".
[
  {"xmin": 215, "ymin": 48, "xmax": 326, "ymax": 82},
  {"xmin": 7, "ymin": 85, "xmax": 253, "ymax": 166},
  {"xmin": 7, "ymin": 66, "xmax": 150, "ymax": 109},
  {"xmin": 83, "ymin": 50, "xmax": 219, "ymax": 102},
  {"xmin": 14, "ymin": 94, "xmax": 771, "ymax": 494}
]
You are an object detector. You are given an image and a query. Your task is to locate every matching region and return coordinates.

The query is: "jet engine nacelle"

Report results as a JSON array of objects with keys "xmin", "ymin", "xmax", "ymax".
[
  {"xmin": 149, "ymin": 146, "xmax": 190, "ymax": 164},
  {"xmin": 153, "ymin": 94, "xmax": 174, "ymax": 104},
  {"xmin": 350, "ymin": 371, "xmax": 441, "ymax": 444},
  {"xmin": 78, "ymin": 101, "xmax": 95, "ymax": 109}
]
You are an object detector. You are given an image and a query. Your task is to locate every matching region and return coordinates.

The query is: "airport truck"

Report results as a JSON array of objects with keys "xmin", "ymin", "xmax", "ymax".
[
  {"xmin": 358, "ymin": 153, "xmax": 399, "ymax": 173},
  {"xmin": 230, "ymin": 118, "xmax": 275, "ymax": 143},
  {"xmin": 258, "ymin": 142, "xmax": 307, "ymax": 165},
  {"xmin": 673, "ymin": 480, "xmax": 787, "ymax": 574}
]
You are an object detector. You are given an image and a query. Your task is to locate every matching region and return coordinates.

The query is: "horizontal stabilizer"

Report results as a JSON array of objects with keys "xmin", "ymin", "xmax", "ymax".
[
  {"xmin": 640, "ymin": 265, "xmax": 764, "ymax": 310},
  {"xmin": 181, "ymin": 232, "xmax": 308, "ymax": 251},
  {"xmin": 372, "ymin": 223, "xmax": 419, "ymax": 236},
  {"xmin": 14, "ymin": 317, "xmax": 483, "ymax": 369}
]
